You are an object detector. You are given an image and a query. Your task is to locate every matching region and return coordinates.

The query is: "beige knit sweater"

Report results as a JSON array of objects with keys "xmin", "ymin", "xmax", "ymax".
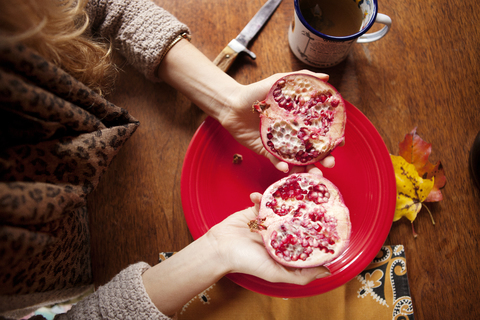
[
  {"xmin": 0, "ymin": 0, "xmax": 189, "ymax": 319},
  {"xmin": 56, "ymin": 263, "xmax": 171, "ymax": 319},
  {"xmin": 86, "ymin": 0, "xmax": 189, "ymax": 82}
]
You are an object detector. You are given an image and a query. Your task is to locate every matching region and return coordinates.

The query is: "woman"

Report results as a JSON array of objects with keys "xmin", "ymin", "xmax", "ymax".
[{"xmin": 0, "ymin": 0, "xmax": 334, "ymax": 318}]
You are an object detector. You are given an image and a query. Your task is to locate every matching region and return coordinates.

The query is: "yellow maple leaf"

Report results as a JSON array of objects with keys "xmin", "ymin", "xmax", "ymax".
[{"xmin": 391, "ymin": 155, "xmax": 434, "ymax": 222}]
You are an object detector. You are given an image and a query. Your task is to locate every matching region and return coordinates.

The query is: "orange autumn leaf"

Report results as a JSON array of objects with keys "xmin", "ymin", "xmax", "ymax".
[
  {"xmin": 398, "ymin": 128, "xmax": 446, "ymax": 202},
  {"xmin": 391, "ymin": 128, "xmax": 446, "ymax": 236}
]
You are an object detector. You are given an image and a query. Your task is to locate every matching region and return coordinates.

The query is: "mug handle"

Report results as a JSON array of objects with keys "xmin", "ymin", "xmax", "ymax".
[{"xmin": 357, "ymin": 13, "xmax": 392, "ymax": 43}]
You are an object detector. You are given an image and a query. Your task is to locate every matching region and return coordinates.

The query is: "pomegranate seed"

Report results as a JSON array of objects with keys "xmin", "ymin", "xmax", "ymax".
[
  {"xmin": 271, "ymin": 240, "xmax": 279, "ymax": 249},
  {"xmin": 297, "ymin": 127, "xmax": 310, "ymax": 141},
  {"xmin": 273, "ymin": 88, "xmax": 282, "ymax": 99}
]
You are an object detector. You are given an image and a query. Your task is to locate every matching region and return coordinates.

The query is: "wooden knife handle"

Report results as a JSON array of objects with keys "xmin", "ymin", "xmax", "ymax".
[{"xmin": 213, "ymin": 45, "xmax": 239, "ymax": 72}]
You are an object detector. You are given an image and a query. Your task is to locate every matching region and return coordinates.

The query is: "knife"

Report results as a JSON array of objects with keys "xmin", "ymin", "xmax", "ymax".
[{"xmin": 213, "ymin": 0, "xmax": 283, "ymax": 72}]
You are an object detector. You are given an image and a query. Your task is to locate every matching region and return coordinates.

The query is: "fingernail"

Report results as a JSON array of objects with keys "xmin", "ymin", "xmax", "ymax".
[{"xmin": 315, "ymin": 268, "xmax": 331, "ymax": 279}]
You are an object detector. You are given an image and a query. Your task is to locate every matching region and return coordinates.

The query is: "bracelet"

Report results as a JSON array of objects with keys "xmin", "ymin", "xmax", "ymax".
[{"xmin": 159, "ymin": 32, "xmax": 191, "ymax": 63}]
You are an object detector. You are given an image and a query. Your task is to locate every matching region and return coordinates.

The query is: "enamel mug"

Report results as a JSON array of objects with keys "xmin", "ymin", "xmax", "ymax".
[{"xmin": 288, "ymin": 0, "xmax": 392, "ymax": 68}]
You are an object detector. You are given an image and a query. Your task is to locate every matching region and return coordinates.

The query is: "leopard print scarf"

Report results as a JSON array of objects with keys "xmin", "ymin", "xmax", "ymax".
[{"xmin": 0, "ymin": 43, "xmax": 139, "ymax": 315}]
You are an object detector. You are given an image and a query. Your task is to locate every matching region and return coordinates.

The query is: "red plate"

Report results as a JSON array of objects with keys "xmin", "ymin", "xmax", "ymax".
[{"xmin": 181, "ymin": 101, "xmax": 396, "ymax": 298}]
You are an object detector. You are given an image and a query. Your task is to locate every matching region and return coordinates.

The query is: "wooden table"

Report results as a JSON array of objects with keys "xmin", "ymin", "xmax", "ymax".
[{"xmin": 87, "ymin": 0, "xmax": 480, "ymax": 319}]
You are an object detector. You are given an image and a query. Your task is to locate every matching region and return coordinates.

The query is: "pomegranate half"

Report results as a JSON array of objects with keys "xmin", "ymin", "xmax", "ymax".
[
  {"xmin": 254, "ymin": 74, "xmax": 346, "ymax": 165},
  {"xmin": 249, "ymin": 173, "xmax": 351, "ymax": 268}
]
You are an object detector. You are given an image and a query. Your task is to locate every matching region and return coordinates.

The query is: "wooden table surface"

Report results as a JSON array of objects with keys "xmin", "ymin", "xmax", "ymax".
[{"xmin": 87, "ymin": 0, "xmax": 480, "ymax": 319}]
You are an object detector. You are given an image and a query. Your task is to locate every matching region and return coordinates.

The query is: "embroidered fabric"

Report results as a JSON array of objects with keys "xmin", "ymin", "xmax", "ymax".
[{"xmin": 159, "ymin": 245, "xmax": 414, "ymax": 320}]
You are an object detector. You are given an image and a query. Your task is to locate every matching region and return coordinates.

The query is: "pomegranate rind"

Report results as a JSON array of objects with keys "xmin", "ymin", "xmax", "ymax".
[
  {"xmin": 256, "ymin": 74, "xmax": 346, "ymax": 165},
  {"xmin": 255, "ymin": 173, "xmax": 351, "ymax": 268}
]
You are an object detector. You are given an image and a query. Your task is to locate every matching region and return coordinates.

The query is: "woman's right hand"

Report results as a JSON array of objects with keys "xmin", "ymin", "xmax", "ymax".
[
  {"xmin": 142, "ymin": 166, "xmax": 328, "ymax": 316},
  {"xmin": 206, "ymin": 173, "xmax": 330, "ymax": 285}
]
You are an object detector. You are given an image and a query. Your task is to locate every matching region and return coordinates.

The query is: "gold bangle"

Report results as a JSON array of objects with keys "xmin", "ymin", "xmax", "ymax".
[{"xmin": 159, "ymin": 32, "xmax": 191, "ymax": 63}]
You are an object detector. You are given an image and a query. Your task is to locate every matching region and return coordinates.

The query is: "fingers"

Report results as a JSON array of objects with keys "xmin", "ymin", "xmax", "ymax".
[
  {"xmin": 265, "ymin": 266, "xmax": 331, "ymax": 286},
  {"xmin": 310, "ymin": 71, "xmax": 329, "ymax": 81},
  {"xmin": 317, "ymin": 73, "xmax": 330, "ymax": 81},
  {"xmin": 314, "ymin": 266, "xmax": 332, "ymax": 279},
  {"xmin": 276, "ymin": 162, "xmax": 290, "ymax": 173},
  {"xmin": 306, "ymin": 164, "xmax": 323, "ymax": 176},
  {"xmin": 249, "ymin": 192, "xmax": 262, "ymax": 214},
  {"xmin": 319, "ymin": 155, "xmax": 336, "ymax": 168},
  {"xmin": 268, "ymin": 155, "xmax": 290, "ymax": 173},
  {"xmin": 262, "ymin": 71, "xmax": 330, "ymax": 94},
  {"xmin": 296, "ymin": 70, "xmax": 329, "ymax": 81},
  {"xmin": 279, "ymin": 70, "xmax": 329, "ymax": 82},
  {"xmin": 288, "ymin": 164, "xmax": 323, "ymax": 175},
  {"xmin": 288, "ymin": 165, "xmax": 305, "ymax": 174},
  {"xmin": 288, "ymin": 266, "xmax": 331, "ymax": 285},
  {"xmin": 270, "ymin": 156, "xmax": 333, "ymax": 173},
  {"xmin": 249, "ymin": 192, "xmax": 262, "ymax": 207}
]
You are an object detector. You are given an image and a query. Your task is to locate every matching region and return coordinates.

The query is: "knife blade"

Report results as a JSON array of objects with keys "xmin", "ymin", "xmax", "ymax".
[{"xmin": 213, "ymin": 0, "xmax": 283, "ymax": 72}]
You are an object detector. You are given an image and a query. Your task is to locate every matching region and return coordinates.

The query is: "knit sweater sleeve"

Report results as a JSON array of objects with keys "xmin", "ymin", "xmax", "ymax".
[
  {"xmin": 86, "ymin": 0, "xmax": 190, "ymax": 82},
  {"xmin": 55, "ymin": 262, "xmax": 173, "ymax": 320}
]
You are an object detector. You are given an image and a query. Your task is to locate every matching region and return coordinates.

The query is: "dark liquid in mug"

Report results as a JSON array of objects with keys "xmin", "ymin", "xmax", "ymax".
[{"xmin": 300, "ymin": 0, "xmax": 364, "ymax": 37}]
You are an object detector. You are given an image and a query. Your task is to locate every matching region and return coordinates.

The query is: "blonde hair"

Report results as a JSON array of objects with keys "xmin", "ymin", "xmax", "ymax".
[{"xmin": 0, "ymin": 0, "xmax": 117, "ymax": 96}]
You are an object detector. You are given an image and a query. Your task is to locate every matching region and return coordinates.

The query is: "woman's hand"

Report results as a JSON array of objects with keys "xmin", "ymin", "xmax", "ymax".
[
  {"xmin": 159, "ymin": 42, "xmax": 338, "ymax": 172},
  {"xmin": 217, "ymin": 70, "xmax": 337, "ymax": 172},
  {"xmin": 143, "ymin": 165, "xmax": 327, "ymax": 315},
  {"xmin": 206, "ymin": 170, "xmax": 330, "ymax": 285}
]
